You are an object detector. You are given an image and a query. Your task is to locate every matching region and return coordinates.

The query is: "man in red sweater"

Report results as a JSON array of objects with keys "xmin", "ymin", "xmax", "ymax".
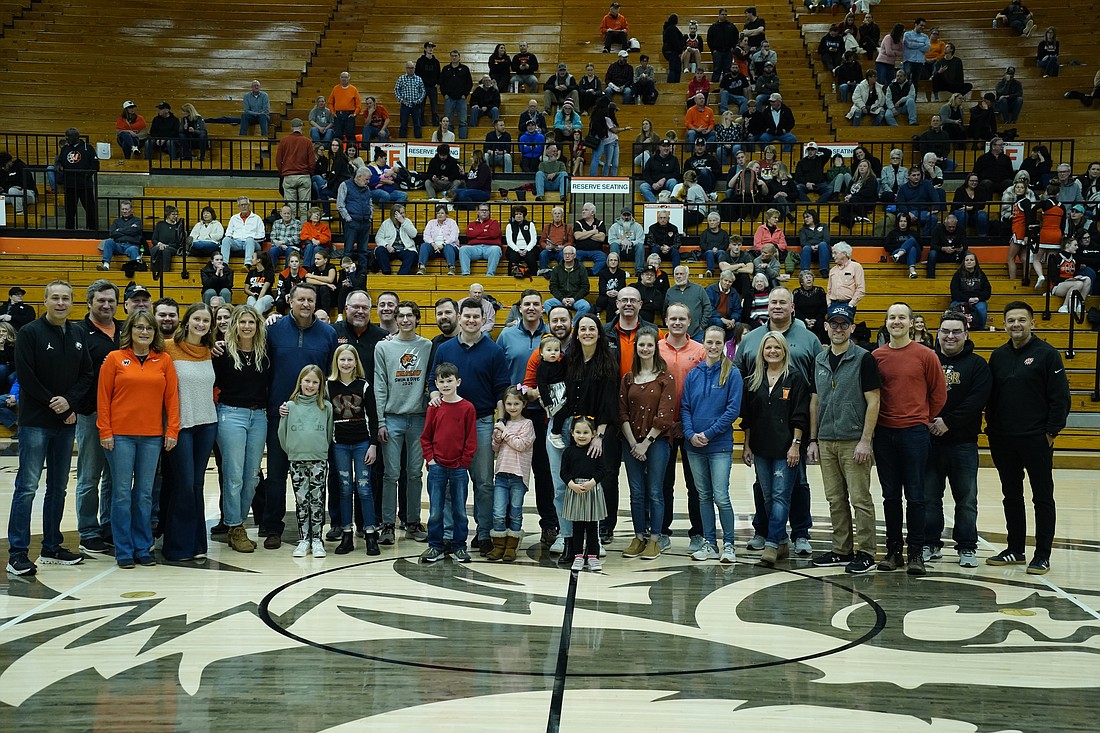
[
  {"xmin": 872, "ymin": 302, "xmax": 947, "ymax": 576},
  {"xmin": 460, "ymin": 204, "xmax": 503, "ymax": 276},
  {"xmin": 420, "ymin": 362, "xmax": 477, "ymax": 563},
  {"xmin": 274, "ymin": 118, "xmax": 316, "ymax": 219}
]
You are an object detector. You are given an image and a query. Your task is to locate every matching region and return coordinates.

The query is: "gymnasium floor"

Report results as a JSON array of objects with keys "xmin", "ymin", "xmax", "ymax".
[{"xmin": 0, "ymin": 458, "xmax": 1097, "ymax": 732}]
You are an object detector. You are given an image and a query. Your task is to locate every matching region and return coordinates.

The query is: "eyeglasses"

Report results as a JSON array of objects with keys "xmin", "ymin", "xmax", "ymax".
[
  {"xmin": 827, "ymin": 321, "xmax": 851, "ymax": 330},
  {"xmin": 132, "ymin": 324, "xmax": 155, "ymax": 332}
]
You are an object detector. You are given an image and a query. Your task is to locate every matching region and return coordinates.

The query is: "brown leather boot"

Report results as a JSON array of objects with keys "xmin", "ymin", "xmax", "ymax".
[
  {"xmin": 229, "ymin": 526, "xmax": 254, "ymax": 553},
  {"xmin": 486, "ymin": 531, "xmax": 507, "ymax": 562},
  {"xmin": 502, "ymin": 531, "xmax": 521, "ymax": 563}
]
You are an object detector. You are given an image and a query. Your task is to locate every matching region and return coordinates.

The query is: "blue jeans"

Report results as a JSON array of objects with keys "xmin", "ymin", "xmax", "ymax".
[
  {"xmin": 117, "ymin": 130, "xmax": 140, "ymax": 158},
  {"xmin": 873, "ymin": 425, "xmax": 930, "ymax": 555},
  {"xmin": 454, "ymin": 188, "xmax": 491, "ymax": 203},
  {"xmin": 1037, "ymin": 56, "xmax": 1059, "ymax": 77},
  {"xmin": 950, "ymin": 300, "xmax": 988, "ymax": 330},
  {"xmin": 649, "ymin": 244, "xmax": 681, "ymax": 268},
  {"xmin": 418, "ymin": 241, "xmax": 457, "ymax": 267},
  {"xmin": 309, "ymin": 127, "xmax": 335, "ymax": 144},
  {"xmin": 382, "ymin": 413, "xmax": 425, "ymax": 526},
  {"xmin": 801, "ymin": 242, "xmax": 831, "ymax": 272},
  {"xmin": 686, "ymin": 130, "xmax": 717, "ymax": 145},
  {"xmin": 216, "ymin": 405, "xmax": 267, "ymax": 527},
  {"xmin": 687, "ymin": 450, "xmax": 735, "ymax": 545},
  {"xmin": 375, "ymin": 247, "xmax": 418, "ymax": 275},
  {"xmin": 102, "ymin": 239, "xmax": 141, "ymax": 263},
  {"xmin": 757, "ymin": 132, "xmax": 797, "ymax": 152},
  {"xmin": 7, "ymin": 424, "xmax": 76, "ymax": 556},
  {"xmin": 163, "ymin": 422, "xmax": 217, "ymax": 561},
  {"xmin": 493, "ymin": 473, "xmax": 528, "ymax": 532},
  {"xmin": 995, "ymin": 97, "xmax": 1023, "ymax": 124},
  {"xmin": 623, "ymin": 438, "xmax": 669, "ymax": 536},
  {"xmin": 470, "ymin": 415, "xmax": 496, "ymax": 541},
  {"xmin": 640, "ymin": 179, "xmax": 678, "ymax": 203},
  {"xmin": 754, "ymin": 456, "xmax": 797, "ymax": 548},
  {"xmin": 469, "ymin": 106, "xmax": 499, "ymax": 127},
  {"xmin": 221, "ymin": 237, "xmax": 258, "ymax": 266},
  {"xmin": 399, "ymin": 103, "xmax": 423, "ymax": 137},
  {"xmin": 890, "ymin": 236, "xmax": 921, "ymax": 266},
  {"xmin": 106, "ymin": 435, "xmax": 161, "ymax": 564},
  {"xmin": 603, "ymin": 85, "xmax": 634, "ymax": 104},
  {"xmin": 535, "ymin": 171, "xmax": 569, "ymax": 197},
  {"xmin": 361, "ymin": 125, "xmax": 391, "ymax": 143},
  {"xmin": 589, "ymin": 139, "xmax": 620, "ymax": 176},
  {"xmin": 144, "ymin": 138, "xmax": 179, "ymax": 159},
  {"xmin": 711, "ymin": 50, "xmax": 732, "ymax": 82},
  {"xmin": 443, "ymin": 97, "xmax": 469, "ymax": 139},
  {"xmin": 543, "ymin": 297, "xmax": 592, "ymax": 319},
  {"xmin": 75, "ymin": 412, "xmax": 112, "ymax": 540},
  {"xmin": 370, "ymin": 189, "xmax": 408, "ymax": 205},
  {"xmin": 576, "ymin": 249, "xmax": 607, "ymax": 274},
  {"xmin": 888, "ymin": 98, "xmax": 917, "ymax": 125},
  {"xmin": 342, "ymin": 220, "xmax": 372, "ymax": 268},
  {"xmin": 460, "ymin": 244, "xmax": 502, "ymax": 276},
  {"xmin": 923, "ymin": 441, "xmax": 979, "ymax": 553},
  {"xmin": 427, "ymin": 463, "xmax": 469, "ymax": 550},
  {"xmin": 333, "ymin": 440, "xmax": 376, "ymax": 531},
  {"xmin": 240, "ymin": 112, "xmax": 270, "ymax": 136},
  {"xmin": 539, "ymin": 248, "xmax": 563, "ymax": 270},
  {"xmin": 953, "ymin": 208, "xmax": 988, "ymax": 237},
  {"xmin": 546, "ymin": 416, "xmax": 572, "ymax": 538}
]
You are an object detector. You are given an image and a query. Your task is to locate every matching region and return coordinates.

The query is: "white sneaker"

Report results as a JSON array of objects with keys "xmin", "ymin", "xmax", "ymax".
[
  {"xmin": 1034, "ymin": 276, "xmax": 1046, "ymax": 291},
  {"xmin": 292, "ymin": 540, "xmax": 309, "ymax": 558},
  {"xmin": 720, "ymin": 543, "xmax": 737, "ymax": 564},
  {"xmin": 548, "ymin": 433, "xmax": 566, "ymax": 449},
  {"xmin": 550, "ymin": 536, "xmax": 565, "ymax": 554},
  {"xmin": 959, "ymin": 550, "xmax": 978, "ymax": 568},
  {"xmin": 311, "ymin": 539, "xmax": 326, "ymax": 558},
  {"xmin": 691, "ymin": 541, "xmax": 719, "ymax": 561},
  {"xmin": 571, "ymin": 555, "xmax": 584, "ymax": 571},
  {"xmin": 1057, "ymin": 304, "xmax": 1069, "ymax": 313},
  {"xmin": 587, "ymin": 555, "xmax": 602, "ymax": 571},
  {"xmin": 598, "ymin": 543, "xmax": 607, "ymax": 557}
]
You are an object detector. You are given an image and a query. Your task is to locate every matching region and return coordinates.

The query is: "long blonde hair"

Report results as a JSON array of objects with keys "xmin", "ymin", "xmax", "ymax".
[
  {"xmin": 328, "ymin": 344, "xmax": 365, "ymax": 381},
  {"xmin": 747, "ymin": 330, "xmax": 791, "ymax": 391},
  {"xmin": 704, "ymin": 325, "xmax": 735, "ymax": 386},
  {"xmin": 225, "ymin": 304, "xmax": 268, "ymax": 370},
  {"xmin": 290, "ymin": 364, "xmax": 329, "ymax": 409}
]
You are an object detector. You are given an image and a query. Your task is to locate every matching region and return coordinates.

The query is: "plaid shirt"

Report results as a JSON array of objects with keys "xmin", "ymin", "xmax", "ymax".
[
  {"xmin": 394, "ymin": 73, "xmax": 426, "ymax": 107},
  {"xmin": 270, "ymin": 218, "xmax": 302, "ymax": 245}
]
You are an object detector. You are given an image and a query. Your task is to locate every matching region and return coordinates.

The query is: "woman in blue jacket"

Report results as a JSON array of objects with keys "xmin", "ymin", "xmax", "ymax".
[{"xmin": 681, "ymin": 325, "xmax": 743, "ymax": 564}]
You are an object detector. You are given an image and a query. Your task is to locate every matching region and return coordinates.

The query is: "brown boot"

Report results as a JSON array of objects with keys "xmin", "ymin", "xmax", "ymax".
[
  {"xmin": 229, "ymin": 526, "xmax": 254, "ymax": 553},
  {"xmin": 486, "ymin": 531, "xmax": 507, "ymax": 562},
  {"xmin": 502, "ymin": 531, "xmax": 521, "ymax": 563}
]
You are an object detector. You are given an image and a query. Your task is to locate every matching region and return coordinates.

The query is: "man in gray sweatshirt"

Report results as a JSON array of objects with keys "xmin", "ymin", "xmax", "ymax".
[
  {"xmin": 374, "ymin": 300, "xmax": 434, "ymax": 541},
  {"xmin": 664, "ymin": 265, "xmax": 711, "ymax": 341}
]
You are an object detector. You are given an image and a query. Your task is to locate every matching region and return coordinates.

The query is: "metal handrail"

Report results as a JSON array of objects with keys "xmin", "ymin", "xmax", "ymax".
[{"xmin": 1064, "ymin": 289, "xmax": 1086, "ymax": 360}]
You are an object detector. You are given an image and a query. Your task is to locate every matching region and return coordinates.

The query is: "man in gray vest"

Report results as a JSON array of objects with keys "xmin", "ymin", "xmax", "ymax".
[{"xmin": 806, "ymin": 303, "xmax": 881, "ymax": 574}]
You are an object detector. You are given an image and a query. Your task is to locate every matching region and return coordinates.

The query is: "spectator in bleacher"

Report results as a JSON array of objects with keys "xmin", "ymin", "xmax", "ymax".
[
  {"xmin": 717, "ymin": 63, "xmax": 750, "ymax": 114},
  {"xmin": 486, "ymin": 44, "xmax": 512, "ymax": 92},
  {"xmin": 646, "ymin": 209, "xmax": 682, "ymax": 268},
  {"xmin": 179, "ymin": 104, "xmax": 208, "ymax": 161},
  {"xmin": 319, "ymin": 139, "xmax": 350, "ymax": 208},
  {"xmin": 723, "ymin": 159, "xmax": 766, "ymax": 222},
  {"xmin": 587, "ymin": 97, "xmax": 625, "ymax": 178},
  {"xmin": 754, "ymin": 243, "xmax": 785, "ymax": 287},
  {"xmin": 510, "ymin": 41, "xmax": 540, "ymax": 93},
  {"xmin": 896, "ymin": 166, "xmax": 939, "ymax": 235},
  {"xmin": 336, "ymin": 169, "xmax": 373, "ymax": 267},
  {"xmin": 995, "ymin": 67, "xmax": 1024, "ymax": 125},
  {"xmin": 0, "ymin": 286, "xmax": 34, "ymax": 332},
  {"xmin": 952, "ymin": 173, "xmax": 990, "ymax": 237},
  {"xmin": 545, "ymin": 246, "xmax": 592, "ymax": 318},
  {"xmin": 222, "ymin": 196, "xmax": 266, "ymax": 267},
  {"xmin": 686, "ymin": 68, "xmax": 711, "ymax": 107},
  {"xmin": 244, "ymin": 251, "xmax": 276, "ymax": 315},
  {"xmin": 577, "ymin": 62, "xmax": 603, "ymax": 113},
  {"xmin": 767, "ymin": 164, "xmax": 798, "ymax": 221},
  {"xmin": 995, "ymin": 0, "xmax": 1036, "ymax": 37},
  {"xmin": 540, "ymin": 65, "xmax": 578, "ymax": 121},
  {"xmin": 535, "ymin": 143, "xmax": 568, "ymax": 200},
  {"xmin": 632, "ymin": 118, "xmax": 660, "ymax": 168},
  {"xmin": 915, "ymin": 115, "xmax": 955, "ymax": 172},
  {"xmin": 200, "ymin": 253, "xmax": 234, "ymax": 306},
  {"xmin": 901, "ymin": 18, "xmax": 930, "ymax": 97},
  {"xmin": 798, "ymin": 209, "xmax": 830, "ymax": 278},
  {"xmin": 1063, "ymin": 70, "xmax": 1100, "ymax": 107},
  {"xmin": 189, "ymin": 207, "xmax": 225, "ymax": 258},
  {"xmin": 819, "ymin": 25, "xmax": 844, "ymax": 75},
  {"xmin": 608, "ymin": 207, "xmax": 645, "ymax": 272},
  {"xmin": 755, "ymin": 93, "xmax": 797, "ymax": 151},
  {"xmin": 144, "ymin": 102, "xmax": 180, "ymax": 160},
  {"xmin": 604, "ymin": 51, "xmax": 635, "ymax": 104},
  {"xmin": 539, "ymin": 205, "xmax": 573, "ymax": 274},
  {"xmin": 1080, "ymin": 162, "xmax": 1100, "ymax": 203},
  {"xmin": 504, "ymin": 204, "xmax": 540, "ymax": 276},
  {"xmin": 424, "ymin": 143, "xmax": 462, "ymax": 200},
  {"xmin": 684, "ymin": 94, "xmax": 716, "ymax": 145},
  {"xmin": 599, "ymin": 3, "xmax": 630, "ymax": 53},
  {"xmin": 927, "ymin": 214, "xmax": 968, "ymax": 279},
  {"xmin": 304, "ymin": 250, "xmax": 337, "ymax": 313},
  {"xmin": 968, "ymin": 94, "xmax": 999, "ymax": 142},
  {"xmin": 239, "ymin": 80, "xmax": 270, "ymax": 137},
  {"xmin": 552, "ymin": 100, "xmax": 582, "ymax": 146},
  {"xmin": 939, "ymin": 93, "xmax": 968, "ymax": 140},
  {"xmin": 835, "ymin": 159, "xmax": 879, "ymax": 229},
  {"xmin": 276, "ymin": 118, "xmax": 316, "ymax": 219},
  {"xmin": 949, "ymin": 252, "xmax": 992, "ymax": 328},
  {"xmin": 662, "ymin": 15, "xmax": 686, "ymax": 83},
  {"xmin": 742, "ymin": 7, "xmax": 766, "ymax": 52},
  {"xmin": 793, "ymin": 142, "xmax": 832, "ymax": 203},
  {"xmin": 706, "ymin": 269, "xmax": 742, "ymax": 337},
  {"xmin": 1054, "ymin": 162, "xmax": 1080, "ymax": 203},
  {"xmin": 150, "ymin": 205, "xmax": 186, "ymax": 279},
  {"xmin": 886, "ymin": 68, "xmax": 918, "ymax": 126},
  {"xmin": 683, "ymin": 138, "xmax": 720, "ymax": 193},
  {"xmin": 847, "ymin": 69, "xmax": 888, "ymax": 127},
  {"xmin": 0, "ymin": 323, "xmax": 15, "ymax": 394},
  {"xmin": 308, "ymin": 96, "xmax": 335, "ymax": 145},
  {"xmin": 394, "ymin": 62, "xmax": 426, "ymax": 139},
  {"xmin": 878, "ymin": 148, "xmax": 906, "ymax": 202},
  {"xmin": 300, "ymin": 207, "xmax": 332, "ymax": 265},
  {"xmin": 857, "ymin": 12, "xmax": 880, "ymax": 60},
  {"xmin": 679, "ymin": 19, "xmax": 704, "ymax": 75},
  {"xmin": 632, "ymin": 55, "xmax": 657, "ymax": 106},
  {"xmin": 833, "ymin": 50, "xmax": 863, "ymax": 104},
  {"xmin": 666, "ymin": 266, "xmax": 711, "ymax": 342},
  {"xmin": 366, "ymin": 147, "xmax": 408, "ymax": 205},
  {"xmin": 441, "ymin": 49, "xmax": 474, "ymax": 140},
  {"xmin": 329, "ymin": 72, "xmax": 362, "ymax": 143},
  {"xmin": 361, "ymin": 97, "xmax": 392, "ymax": 143},
  {"xmin": 269, "ymin": 205, "xmax": 302, "ymax": 268},
  {"xmin": 825, "ymin": 242, "xmax": 865, "ymax": 308},
  {"xmin": 694, "ymin": 212, "xmax": 726, "ymax": 278},
  {"xmin": 419, "ymin": 203, "xmax": 460, "ymax": 276},
  {"xmin": 640, "ymin": 139, "xmax": 679, "ymax": 202},
  {"xmin": 460, "ymin": 203, "xmax": 504, "ymax": 272},
  {"xmin": 875, "ymin": 23, "xmax": 904, "ymax": 85},
  {"xmin": 707, "ymin": 8, "xmax": 739, "ymax": 82},
  {"xmin": 793, "ymin": 270, "xmax": 828, "ymax": 343},
  {"xmin": 753, "ymin": 208, "xmax": 788, "ymax": 256},
  {"xmin": 1019, "ymin": 147, "xmax": 1052, "ymax": 192},
  {"xmin": 416, "ymin": 43, "xmax": 443, "ymax": 127},
  {"xmin": 921, "ymin": 27, "xmax": 944, "ymax": 85},
  {"xmin": 753, "ymin": 63, "xmax": 781, "ymax": 110},
  {"xmin": 455, "ymin": 148, "xmax": 493, "ymax": 204},
  {"xmin": 97, "ymin": 200, "xmax": 144, "ymax": 273},
  {"xmin": 485, "ymin": 119, "xmax": 514, "ymax": 173},
  {"xmin": 469, "ymin": 77, "xmax": 501, "ymax": 129},
  {"xmin": 930, "ymin": 43, "xmax": 973, "ymax": 101},
  {"xmin": 519, "ymin": 120, "xmax": 546, "ymax": 173},
  {"xmin": 884, "ymin": 212, "xmax": 922, "ymax": 279},
  {"xmin": 431, "ymin": 117, "xmax": 456, "ymax": 144},
  {"xmin": 919, "ymin": 151, "xmax": 948, "ymax": 212},
  {"xmin": 573, "ymin": 203, "xmax": 609, "ymax": 274},
  {"xmin": 825, "ymin": 153, "xmax": 852, "ymax": 195},
  {"xmin": 116, "ymin": 101, "xmax": 147, "ymax": 159},
  {"xmin": 975, "ymin": 137, "xmax": 1016, "ymax": 201},
  {"xmin": 0, "ymin": 152, "xmax": 36, "ymax": 216},
  {"xmin": 373, "ymin": 203, "xmax": 418, "ymax": 275}
]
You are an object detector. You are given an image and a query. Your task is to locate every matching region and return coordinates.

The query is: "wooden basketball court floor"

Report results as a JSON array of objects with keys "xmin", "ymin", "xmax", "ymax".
[{"xmin": 0, "ymin": 457, "xmax": 1098, "ymax": 732}]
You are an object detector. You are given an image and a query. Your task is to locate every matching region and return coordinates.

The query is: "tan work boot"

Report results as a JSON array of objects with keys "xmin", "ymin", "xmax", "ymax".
[
  {"xmin": 229, "ymin": 526, "xmax": 254, "ymax": 553},
  {"xmin": 622, "ymin": 537, "xmax": 646, "ymax": 558},
  {"xmin": 502, "ymin": 531, "xmax": 521, "ymax": 563},
  {"xmin": 640, "ymin": 536, "xmax": 661, "ymax": 560},
  {"xmin": 486, "ymin": 531, "xmax": 507, "ymax": 562}
]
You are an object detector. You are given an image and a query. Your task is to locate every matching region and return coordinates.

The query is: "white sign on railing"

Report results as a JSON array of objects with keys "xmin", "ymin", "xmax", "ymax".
[
  {"xmin": 570, "ymin": 177, "xmax": 631, "ymax": 195},
  {"xmin": 803, "ymin": 141, "xmax": 861, "ymax": 158},
  {"xmin": 405, "ymin": 144, "xmax": 461, "ymax": 159},
  {"xmin": 642, "ymin": 202, "xmax": 684, "ymax": 230}
]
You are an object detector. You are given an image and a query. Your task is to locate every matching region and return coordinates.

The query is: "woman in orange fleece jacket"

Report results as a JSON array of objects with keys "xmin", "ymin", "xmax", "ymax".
[{"xmin": 97, "ymin": 310, "xmax": 181, "ymax": 569}]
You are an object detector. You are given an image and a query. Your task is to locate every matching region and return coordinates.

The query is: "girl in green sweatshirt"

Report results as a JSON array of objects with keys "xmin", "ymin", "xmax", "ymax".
[{"xmin": 278, "ymin": 365, "xmax": 334, "ymax": 559}]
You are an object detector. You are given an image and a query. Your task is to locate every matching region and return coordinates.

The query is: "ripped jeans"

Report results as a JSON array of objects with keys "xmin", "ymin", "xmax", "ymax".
[
  {"xmin": 333, "ymin": 440, "xmax": 376, "ymax": 532},
  {"xmin": 754, "ymin": 456, "xmax": 797, "ymax": 548}
]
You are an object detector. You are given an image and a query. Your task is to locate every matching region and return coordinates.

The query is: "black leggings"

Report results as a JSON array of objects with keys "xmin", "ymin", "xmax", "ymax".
[{"xmin": 573, "ymin": 520, "xmax": 599, "ymax": 559}]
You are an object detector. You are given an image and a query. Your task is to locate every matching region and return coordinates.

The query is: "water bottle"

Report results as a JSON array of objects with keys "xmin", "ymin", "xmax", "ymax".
[
  {"xmin": 992, "ymin": 18, "xmax": 998, "ymax": 28},
  {"xmin": 831, "ymin": 83, "xmax": 836, "ymax": 94}
]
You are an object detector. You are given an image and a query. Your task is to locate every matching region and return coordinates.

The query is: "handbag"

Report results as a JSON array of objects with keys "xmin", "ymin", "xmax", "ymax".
[{"xmin": 584, "ymin": 133, "xmax": 603, "ymax": 148}]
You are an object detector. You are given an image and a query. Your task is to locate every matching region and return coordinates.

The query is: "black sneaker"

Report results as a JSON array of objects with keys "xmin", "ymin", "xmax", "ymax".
[
  {"xmin": 210, "ymin": 521, "xmax": 229, "ymax": 536},
  {"xmin": 421, "ymin": 547, "xmax": 445, "ymax": 563},
  {"xmin": 79, "ymin": 537, "xmax": 113, "ymax": 554},
  {"xmin": 986, "ymin": 549, "xmax": 1026, "ymax": 566},
  {"xmin": 452, "ymin": 548, "xmax": 472, "ymax": 563},
  {"xmin": 845, "ymin": 551, "xmax": 876, "ymax": 574},
  {"xmin": 40, "ymin": 547, "xmax": 84, "ymax": 565},
  {"xmin": 477, "ymin": 537, "xmax": 494, "ymax": 556},
  {"xmin": 325, "ymin": 526, "xmax": 343, "ymax": 542},
  {"xmin": 1026, "ymin": 557, "xmax": 1050, "ymax": 575},
  {"xmin": 379, "ymin": 524, "xmax": 396, "ymax": 545},
  {"xmin": 6, "ymin": 555, "xmax": 36, "ymax": 576},
  {"xmin": 540, "ymin": 528, "xmax": 559, "ymax": 546},
  {"xmin": 877, "ymin": 551, "xmax": 902, "ymax": 572},
  {"xmin": 906, "ymin": 555, "xmax": 927, "ymax": 576},
  {"xmin": 811, "ymin": 551, "xmax": 854, "ymax": 568}
]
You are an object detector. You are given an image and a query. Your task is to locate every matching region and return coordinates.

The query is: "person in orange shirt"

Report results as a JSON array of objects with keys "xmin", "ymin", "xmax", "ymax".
[
  {"xmin": 328, "ymin": 71, "xmax": 362, "ymax": 143},
  {"xmin": 685, "ymin": 93, "xmax": 716, "ymax": 144},
  {"xmin": 116, "ymin": 101, "xmax": 147, "ymax": 159},
  {"xmin": 97, "ymin": 310, "xmax": 180, "ymax": 569},
  {"xmin": 300, "ymin": 207, "xmax": 333, "ymax": 265},
  {"xmin": 600, "ymin": 3, "xmax": 630, "ymax": 53}
]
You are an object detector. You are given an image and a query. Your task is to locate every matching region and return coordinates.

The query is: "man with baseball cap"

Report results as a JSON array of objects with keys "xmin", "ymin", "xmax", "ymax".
[
  {"xmin": 145, "ymin": 101, "xmax": 180, "ymax": 160},
  {"xmin": 545, "ymin": 63, "xmax": 580, "ymax": 115},
  {"xmin": 806, "ymin": 302, "xmax": 882, "ymax": 574},
  {"xmin": 599, "ymin": 2, "xmax": 630, "ymax": 53},
  {"xmin": 275, "ymin": 117, "xmax": 316, "ymax": 218},
  {"xmin": 755, "ymin": 92, "xmax": 797, "ymax": 151},
  {"xmin": 0, "ymin": 286, "xmax": 35, "ymax": 331},
  {"xmin": 123, "ymin": 283, "xmax": 153, "ymax": 314}
]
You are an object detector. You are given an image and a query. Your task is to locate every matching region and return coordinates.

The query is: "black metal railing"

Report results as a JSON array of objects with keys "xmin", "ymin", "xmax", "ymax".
[
  {"xmin": 0, "ymin": 132, "xmax": 89, "ymax": 167},
  {"xmin": 1064, "ymin": 289, "xmax": 1086, "ymax": 360}
]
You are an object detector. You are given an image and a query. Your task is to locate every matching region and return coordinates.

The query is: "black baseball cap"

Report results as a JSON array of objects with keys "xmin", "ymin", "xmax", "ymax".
[{"xmin": 125, "ymin": 283, "xmax": 151, "ymax": 301}]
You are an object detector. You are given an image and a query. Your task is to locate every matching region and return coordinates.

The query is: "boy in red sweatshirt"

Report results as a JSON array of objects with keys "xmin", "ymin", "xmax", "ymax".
[{"xmin": 420, "ymin": 362, "xmax": 477, "ymax": 563}]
